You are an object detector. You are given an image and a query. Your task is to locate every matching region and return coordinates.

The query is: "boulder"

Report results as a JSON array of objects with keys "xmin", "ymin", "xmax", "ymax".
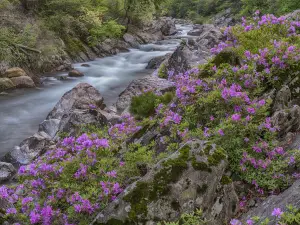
[
  {"xmin": 159, "ymin": 17, "xmax": 177, "ymax": 36},
  {"xmin": 116, "ymin": 76, "xmax": 175, "ymax": 114},
  {"xmin": 196, "ymin": 24, "xmax": 223, "ymax": 50},
  {"xmin": 273, "ymin": 85, "xmax": 291, "ymax": 111},
  {"xmin": 241, "ymin": 180, "xmax": 300, "ymax": 225},
  {"xmin": 3, "ymin": 131, "xmax": 54, "ymax": 165},
  {"xmin": 4, "ymin": 67, "xmax": 27, "ymax": 78},
  {"xmin": 4, "ymin": 83, "xmax": 118, "ymax": 165},
  {"xmin": 187, "ymin": 29, "xmax": 203, "ymax": 36},
  {"xmin": 0, "ymin": 162, "xmax": 16, "ymax": 183},
  {"xmin": 213, "ymin": 8, "xmax": 236, "ymax": 27},
  {"xmin": 81, "ymin": 64, "xmax": 91, "ymax": 67},
  {"xmin": 40, "ymin": 83, "xmax": 108, "ymax": 139},
  {"xmin": 0, "ymin": 78, "xmax": 15, "ymax": 92},
  {"xmin": 123, "ymin": 33, "xmax": 142, "ymax": 48},
  {"xmin": 272, "ymin": 105, "xmax": 300, "ymax": 138},
  {"xmin": 68, "ymin": 69, "xmax": 84, "ymax": 77},
  {"xmin": 146, "ymin": 54, "xmax": 171, "ymax": 69},
  {"xmin": 165, "ymin": 44, "xmax": 196, "ymax": 74},
  {"xmin": 91, "ymin": 140, "xmax": 238, "ymax": 224},
  {"xmin": 10, "ymin": 76, "xmax": 35, "ymax": 88}
]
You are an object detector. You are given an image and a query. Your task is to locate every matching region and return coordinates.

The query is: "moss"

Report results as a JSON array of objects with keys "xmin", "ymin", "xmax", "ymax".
[
  {"xmin": 198, "ymin": 63, "xmax": 214, "ymax": 78},
  {"xmin": 158, "ymin": 63, "xmax": 167, "ymax": 79},
  {"xmin": 212, "ymin": 49, "xmax": 241, "ymax": 67},
  {"xmin": 192, "ymin": 158, "xmax": 212, "ymax": 173},
  {"xmin": 207, "ymin": 147, "xmax": 226, "ymax": 166},
  {"xmin": 123, "ymin": 145, "xmax": 190, "ymax": 222},
  {"xmin": 197, "ymin": 184, "xmax": 208, "ymax": 194},
  {"xmin": 221, "ymin": 175, "xmax": 232, "ymax": 185}
]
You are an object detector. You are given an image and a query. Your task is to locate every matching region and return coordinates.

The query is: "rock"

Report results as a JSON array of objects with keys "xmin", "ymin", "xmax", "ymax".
[
  {"xmin": 241, "ymin": 180, "xmax": 300, "ymax": 225},
  {"xmin": 0, "ymin": 162, "xmax": 16, "ymax": 183},
  {"xmin": 271, "ymin": 105, "xmax": 300, "ymax": 138},
  {"xmin": 116, "ymin": 76, "xmax": 175, "ymax": 114},
  {"xmin": 40, "ymin": 83, "xmax": 107, "ymax": 139},
  {"xmin": 285, "ymin": 10, "xmax": 300, "ymax": 20},
  {"xmin": 10, "ymin": 76, "xmax": 35, "ymax": 88},
  {"xmin": 95, "ymin": 39, "xmax": 130, "ymax": 57},
  {"xmin": 55, "ymin": 62, "xmax": 73, "ymax": 71},
  {"xmin": 165, "ymin": 44, "xmax": 195, "ymax": 74},
  {"xmin": 3, "ymin": 83, "xmax": 118, "ymax": 165},
  {"xmin": 123, "ymin": 33, "xmax": 142, "ymax": 48},
  {"xmin": 213, "ymin": 8, "xmax": 236, "ymax": 27},
  {"xmin": 196, "ymin": 24, "xmax": 223, "ymax": 50},
  {"xmin": 159, "ymin": 17, "xmax": 177, "ymax": 36},
  {"xmin": 4, "ymin": 67, "xmax": 27, "ymax": 78},
  {"xmin": 0, "ymin": 78, "xmax": 15, "ymax": 92},
  {"xmin": 91, "ymin": 140, "xmax": 238, "ymax": 224},
  {"xmin": 187, "ymin": 29, "xmax": 203, "ymax": 36},
  {"xmin": 146, "ymin": 54, "xmax": 170, "ymax": 69},
  {"xmin": 273, "ymin": 85, "xmax": 291, "ymax": 111},
  {"xmin": 81, "ymin": 64, "xmax": 91, "ymax": 67},
  {"xmin": 68, "ymin": 69, "xmax": 84, "ymax": 77},
  {"xmin": 4, "ymin": 131, "xmax": 54, "ymax": 165}
]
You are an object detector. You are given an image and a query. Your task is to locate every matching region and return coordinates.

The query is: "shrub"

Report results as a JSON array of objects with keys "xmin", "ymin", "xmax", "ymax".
[{"xmin": 130, "ymin": 91, "xmax": 174, "ymax": 119}]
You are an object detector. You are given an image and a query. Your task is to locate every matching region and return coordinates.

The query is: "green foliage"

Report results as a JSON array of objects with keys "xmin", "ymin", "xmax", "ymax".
[
  {"xmin": 158, "ymin": 63, "xmax": 168, "ymax": 79},
  {"xmin": 241, "ymin": 0, "xmax": 300, "ymax": 16},
  {"xmin": 158, "ymin": 209, "xmax": 208, "ymax": 225},
  {"xmin": 130, "ymin": 91, "xmax": 174, "ymax": 119}
]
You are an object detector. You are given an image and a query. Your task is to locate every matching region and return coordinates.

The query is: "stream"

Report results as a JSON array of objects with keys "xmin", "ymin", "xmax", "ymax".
[{"xmin": 0, "ymin": 24, "xmax": 192, "ymax": 158}]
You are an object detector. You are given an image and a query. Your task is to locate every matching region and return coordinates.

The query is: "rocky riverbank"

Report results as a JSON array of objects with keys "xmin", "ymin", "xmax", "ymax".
[
  {"xmin": 1, "ymin": 11, "xmax": 300, "ymax": 225},
  {"xmin": 0, "ymin": 17, "xmax": 177, "ymax": 93}
]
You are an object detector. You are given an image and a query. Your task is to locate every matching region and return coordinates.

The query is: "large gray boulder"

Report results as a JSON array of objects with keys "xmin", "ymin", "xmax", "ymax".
[
  {"xmin": 41, "ymin": 83, "xmax": 108, "ymax": 139},
  {"xmin": 165, "ymin": 44, "xmax": 197, "ymax": 74},
  {"xmin": 116, "ymin": 76, "xmax": 175, "ymax": 114},
  {"xmin": 146, "ymin": 54, "xmax": 171, "ymax": 69},
  {"xmin": 3, "ymin": 131, "xmax": 54, "ymax": 165},
  {"xmin": 10, "ymin": 76, "xmax": 35, "ymax": 88},
  {"xmin": 0, "ymin": 162, "xmax": 16, "ymax": 183},
  {"xmin": 241, "ymin": 180, "xmax": 300, "ymax": 225},
  {"xmin": 4, "ymin": 83, "xmax": 119, "ymax": 165},
  {"xmin": 91, "ymin": 140, "xmax": 238, "ymax": 225}
]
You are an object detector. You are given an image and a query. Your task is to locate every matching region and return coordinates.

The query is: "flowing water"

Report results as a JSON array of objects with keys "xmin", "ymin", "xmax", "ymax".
[{"xmin": 0, "ymin": 25, "xmax": 192, "ymax": 158}]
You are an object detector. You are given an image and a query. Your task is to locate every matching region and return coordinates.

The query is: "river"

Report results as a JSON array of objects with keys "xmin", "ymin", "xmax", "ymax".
[{"xmin": 0, "ymin": 24, "xmax": 192, "ymax": 158}]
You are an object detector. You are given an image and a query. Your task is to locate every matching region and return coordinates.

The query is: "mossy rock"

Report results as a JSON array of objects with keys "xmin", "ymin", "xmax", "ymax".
[
  {"xmin": 212, "ymin": 49, "xmax": 241, "ymax": 67},
  {"xmin": 0, "ymin": 78, "xmax": 15, "ymax": 92}
]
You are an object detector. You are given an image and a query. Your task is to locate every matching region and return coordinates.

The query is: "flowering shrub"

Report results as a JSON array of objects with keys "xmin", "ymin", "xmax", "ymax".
[
  {"xmin": 1, "ymin": 12, "xmax": 300, "ymax": 225},
  {"xmin": 130, "ymin": 91, "xmax": 174, "ymax": 119},
  {"xmin": 230, "ymin": 205, "xmax": 300, "ymax": 225}
]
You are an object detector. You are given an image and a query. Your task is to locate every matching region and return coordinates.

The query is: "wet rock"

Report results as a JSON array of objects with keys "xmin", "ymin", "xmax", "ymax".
[
  {"xmin": 241, "ymin": 180, "xmax": 300, "ymax": 225},
  {"xmin": 81, "ymin": 64, "xmax": 91, "ymax": 67},
  {"xmin": 0, "ymin": 78, "xmax": 15, "ymax": 92},
  {"xmin": 4, "ymin": 131, "xmax": 54, "ymax": 165},
  {"xmin": 68, "ymin": 69, "xmax": 84, "ymax": 77},
  {"xmin": 187, "ymin": 29, "xmax": 203, "ymax": 36},
  {"xmin": 91, "ymin": 140, "xmax": 238, "ymax": 225},
  {"xmin": 40, "ymin": 83, "xmax": 107, "ymax": 139},
  {"xmin": 159, "ymin": 17, "xmax": 177, "ymax": 36},
  {"xmin": 0, "ymin": 162, "xmax": 16, "ymax": 183},
  {"xmin": 3, "ymin": 83, "xmax": 118, "ymax": 165},
  {"xmin": 10, "ymin": 76, "xmax": 35, "ymax": 88},
  {"xmin": 95, "ymin": 39, "xmax": 130, "ymax": 57},
  {"xmin": 116, "ymin": 76, "xmax": 175, "ymax": 114},
  {"xmin": 4, "ymin": 67, "xmax": 27, "ymax": 78},
  {"xmin": 165, "ymin": 44, "xmax": 196, "ymax": 74},
  {"xmin": 146, "ymin": 54, "xmax": 170, "ymax": 69},
  {"xmin": 123, "ymin": 33, "xmax": 142, "ymax": 48}
]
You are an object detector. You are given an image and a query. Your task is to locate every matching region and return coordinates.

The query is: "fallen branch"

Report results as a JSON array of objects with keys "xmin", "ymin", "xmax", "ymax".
[{"xmin": 13, "ymin": 44, "xmax": 41, "ymax": 54}]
